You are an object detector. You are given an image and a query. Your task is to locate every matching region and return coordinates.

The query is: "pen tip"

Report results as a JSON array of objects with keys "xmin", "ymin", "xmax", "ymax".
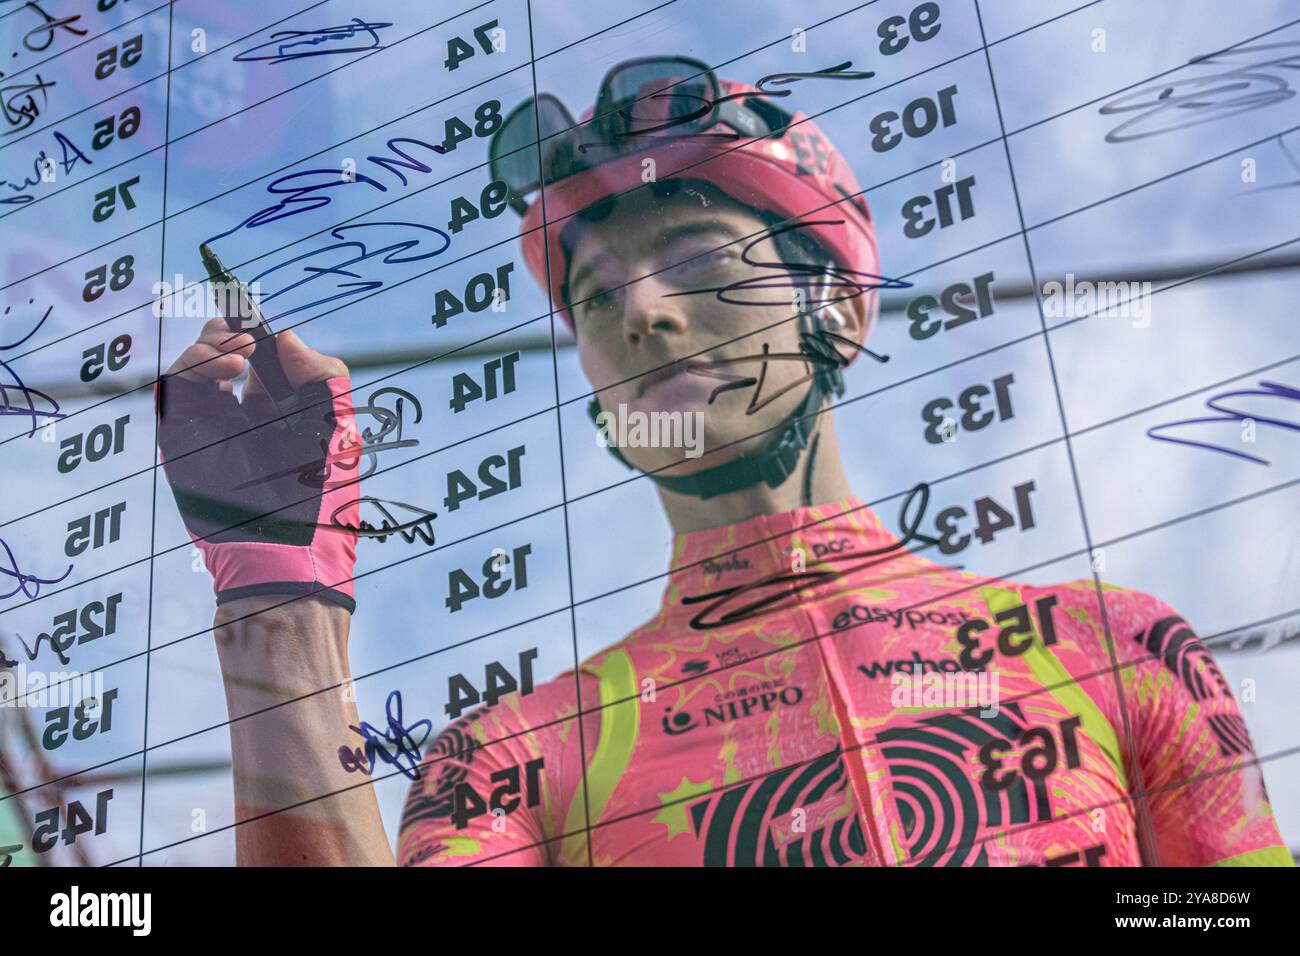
[{"xmin": 199, "ymin": 243, "xmax": 214, "ymax": 260}]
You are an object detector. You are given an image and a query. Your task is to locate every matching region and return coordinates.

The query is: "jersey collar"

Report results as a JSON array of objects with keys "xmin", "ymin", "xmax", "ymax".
[{"xmin": 663, "ymin": 496, "xmax": 903, "ymax": 601}]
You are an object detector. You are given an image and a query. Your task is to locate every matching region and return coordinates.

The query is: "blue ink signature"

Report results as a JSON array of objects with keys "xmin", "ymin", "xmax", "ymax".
[
  {"xmin": 1, "ymin": 297, "xmax": 63, "ymax": 436},
  {"xmin": 247, "ymin": 221, "xmax": 451, "ymax": 322},
  {"xmin": 0, "ymin": 535, "xmax": 72, "ymax": 602},
  {"xmin": 341, "ymin": 689, "xmax": 433, "ymax": 781},
  {"xmin": 203, "ymin": 138, "xmax": 445, "ymax": 245},
  {"xmin": 1147, "ymin": 379, "xmax": 1300, "ymax": 464},
  {"xmin": 0, "ymin": 129, "xmax": 92, "ymax": 206},
  {"xmin": 233, "ymin": 18, "xmax": 392, "ymax": 65}
]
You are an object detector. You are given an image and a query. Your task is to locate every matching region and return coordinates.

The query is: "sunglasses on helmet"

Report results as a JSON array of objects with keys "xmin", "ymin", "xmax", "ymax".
[{"xmin": 489, "ymin": 55, "xmax": 793, "ymax": 215}]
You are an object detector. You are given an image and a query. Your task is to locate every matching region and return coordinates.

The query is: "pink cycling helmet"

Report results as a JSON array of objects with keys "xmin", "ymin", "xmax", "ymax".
[{"xmin": 491, "ymin": 59, "xmax": 880, "ymax": 335}]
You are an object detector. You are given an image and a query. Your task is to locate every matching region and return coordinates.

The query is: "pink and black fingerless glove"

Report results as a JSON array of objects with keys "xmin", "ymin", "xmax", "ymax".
[{"xmin": 156, "ymin": 375, "xmax": 361, "ymax": 612}]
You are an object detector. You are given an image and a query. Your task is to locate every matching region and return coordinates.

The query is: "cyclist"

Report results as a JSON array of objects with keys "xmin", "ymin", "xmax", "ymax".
[{"xmin": 158, "ymin": 59, "xmax": 1292, "ymax": 867}]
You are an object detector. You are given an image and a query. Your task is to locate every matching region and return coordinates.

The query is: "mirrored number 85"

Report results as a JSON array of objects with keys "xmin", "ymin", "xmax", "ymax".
[{"xmin": 82, "ymin": 255, "xmax": 135, "ymax": 302}]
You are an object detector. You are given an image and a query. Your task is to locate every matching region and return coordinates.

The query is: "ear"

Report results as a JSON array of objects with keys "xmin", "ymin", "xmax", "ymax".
[{"xmin": 818, "ymin": 271, "xmax": 877, "ymax": 346}]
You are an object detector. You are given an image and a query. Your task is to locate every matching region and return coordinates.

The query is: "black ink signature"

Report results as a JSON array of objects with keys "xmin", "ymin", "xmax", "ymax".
[
  {"xmin": 234, "ymin": 385, "xmax": 423, "ymax": 490},
  {"xmin": 203, "ymin": 138, "xmax": 445, "ymax": 245},
  {"xmin": 233, "ymin": 18, "xmax": 392, "ymax": 64},
  {"xmin": 1099, "ymin": 41, "xmax": 1300, "ymax": 143},
  {"xmin": 1, "ymin": 298, "xmax": 62, "ymax": 436},
  {"xmin": 18, "ymin": 0, "xmax": 86, "ymax": 54},
  {"xmin": 7, "ymin": 626, "xmax": 70, "ymax": 667},
  {"xmin": 664, "ymin": 219, "xmax": 912, "ymax": 310},
  {"xmin": 0, "ymin": 129, "xmax": 92, "ymax": 205},
  {"xmin": 1146, "ymin": 379, "xmax": 1300, "ymax": 465},
  {"xmin": 342, "ymin": 689, "xmax": 433, "ymax": 781},
  {"xmin": 686, "ymin": 328, "xmax": 889, "ymax": 415},
  {"xmin": 324, "ymin": 497, "xmax": 437, "ymax": 545},
  {"xmin": 680, "ymin": 482, "xmax": 948, "ymax": 629},
  {"xmin": 0, "ymin": 535, "xmax": 72, "ymax": 602},
  {"xmin": 1, "ymin": 73, "xmax": 55, "ymax": 135},
  {"xmin": 581, "ymin": 60, "xmax": 875, "ymax": 152}
]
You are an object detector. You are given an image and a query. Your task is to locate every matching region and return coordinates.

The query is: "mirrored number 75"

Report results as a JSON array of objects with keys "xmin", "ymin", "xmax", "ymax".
[{"xmin": 92, "ymin": 176, "xmax": 140, "ymax": 222}]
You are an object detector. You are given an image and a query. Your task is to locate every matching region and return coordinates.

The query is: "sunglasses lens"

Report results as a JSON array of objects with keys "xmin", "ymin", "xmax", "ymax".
[
  {"xmin": 598, "ymin": 57, "xmax": 719, "ymax": 138},
  {"xmin": 490, "ymin": 95, "xmax": 574, "ymax": 196}
]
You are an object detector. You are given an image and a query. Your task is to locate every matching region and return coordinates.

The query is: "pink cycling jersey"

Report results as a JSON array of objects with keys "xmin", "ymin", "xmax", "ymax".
[{"xmin": 397, "ymin": 496, "xmax": 1291, "ymax": 867}]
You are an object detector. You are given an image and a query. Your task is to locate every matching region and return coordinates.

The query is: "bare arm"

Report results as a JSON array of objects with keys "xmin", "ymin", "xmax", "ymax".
[{"xmin": 213, "ymin": 595, "xmax": 396, "ymax": 866}]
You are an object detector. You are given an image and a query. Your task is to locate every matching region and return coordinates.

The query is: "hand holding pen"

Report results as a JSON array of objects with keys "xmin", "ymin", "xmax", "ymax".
[{"xmin": 155, "ymin": 244, "xmax": 362, "ymax": 613}]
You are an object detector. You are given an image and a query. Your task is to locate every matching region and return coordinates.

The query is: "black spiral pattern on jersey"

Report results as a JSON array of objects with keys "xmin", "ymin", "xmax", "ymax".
[
  {"xmin": 1135, "ymin": 616, "xmax": 1248, "ymax": 755},
  {"xmin": 879, "ymin": 703, "xmax": 1048, "ymax": 867},
  {"xmin": 399, "ymin": 721, "xmax": 480, "ymax": 829},
  {"xmin": 686, "ymin": 748, "xmax": 870, "ymax": 866}
]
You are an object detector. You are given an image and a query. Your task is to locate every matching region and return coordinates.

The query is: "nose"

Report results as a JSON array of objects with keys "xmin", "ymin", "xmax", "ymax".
[{"xmin": 622, "ymin": 269, "xmax": 690, "ymax": 348}]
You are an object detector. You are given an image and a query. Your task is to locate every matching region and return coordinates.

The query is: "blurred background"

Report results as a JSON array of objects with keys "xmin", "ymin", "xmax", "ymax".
[{"xmin": 1, "ymin": 0, "xmax": 1298, "ymax": 864}]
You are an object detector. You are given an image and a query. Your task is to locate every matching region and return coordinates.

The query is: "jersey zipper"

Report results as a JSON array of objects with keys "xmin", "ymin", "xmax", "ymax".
[{"xmin": 803, "ymin": 603, "xmax": 894, "ymax": 866}]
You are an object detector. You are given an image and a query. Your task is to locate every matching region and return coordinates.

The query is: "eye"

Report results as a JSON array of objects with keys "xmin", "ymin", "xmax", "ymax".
[
  {"xmin": 670, "ymin": 246, "xmax": 738, "ymax": 278},
  {"xmin": 578, "ymin": 285, "xmax": 621, "ymax": 317}
]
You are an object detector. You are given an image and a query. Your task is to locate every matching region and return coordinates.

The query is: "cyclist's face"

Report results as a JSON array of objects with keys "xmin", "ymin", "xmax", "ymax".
[{"xmin": 568, "ymin": 188, "xmax": 822, "ymax": 477}]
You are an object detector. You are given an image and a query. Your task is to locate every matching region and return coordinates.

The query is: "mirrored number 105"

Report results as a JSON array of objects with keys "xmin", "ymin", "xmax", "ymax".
[{"xmin": 57, "ymin": 415, "xmax": 129, "ymax": 473}]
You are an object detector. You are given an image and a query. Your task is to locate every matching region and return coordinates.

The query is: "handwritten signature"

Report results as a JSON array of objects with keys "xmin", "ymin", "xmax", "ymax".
[
  {"xmin": 234, "ymin": 18, "xmax": 392, "ymax": 65},
  {"xmin": 324, "ymin": 496, "xmax": 437, "ymax": 545},
  {"xmin": 0, "ymin": 535, "xmax": 72, "ymax": 602},
  {"xmin": 0, "ymin": 129, "xmax": 92, "ymax": 206},
  {"xmin": 230, "ymin": 221, "xmax": 451, "ymax": 331},
  {"xmin": 235, "ymin": 385, "xmax": 424, "ymax": 490},
  {"xmin": 16, "ymin": 0, "xmax": 87, "ymax": 54},
  {"xmin": 203, "ymin": 138, "xmax": 445, "ymax": 245},
  {"xmin": 1099, "ymin": 41, "xmax": 1300, "ymax": 143},
  {"xmin": 340, "ymin": 689, "xmax": 433, "ymax": 781},
  {"xmin": 1, "ymin": 297, "xmax": 62, "ymax": 436},
  {"xmin": 680, "ymin": 482, "xmax": 949, "ymax": 629},
  {"xmin": 1147, "ymin": 379, "xmax": 1300, "ymax": 465},
  {"xmin": 1, "ymin": 73, "xmax": 55, "ymax": 136}
]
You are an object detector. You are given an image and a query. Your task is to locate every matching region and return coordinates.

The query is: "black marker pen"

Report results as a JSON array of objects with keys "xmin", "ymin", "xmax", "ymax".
[{"xmin": 199, "ymin": 243, "xmax": 297, "ymax": 405}]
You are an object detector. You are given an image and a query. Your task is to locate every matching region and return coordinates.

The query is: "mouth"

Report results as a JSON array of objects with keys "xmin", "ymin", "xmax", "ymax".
[{"xmin": 635, "ymin": 359, "xmax": 693, "ymax": 398}]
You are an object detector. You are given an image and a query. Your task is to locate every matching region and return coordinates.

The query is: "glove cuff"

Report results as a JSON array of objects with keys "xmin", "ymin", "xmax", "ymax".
[{"xmin": 215, "ymin": 582, "xmax": 356, "ymax": 614}]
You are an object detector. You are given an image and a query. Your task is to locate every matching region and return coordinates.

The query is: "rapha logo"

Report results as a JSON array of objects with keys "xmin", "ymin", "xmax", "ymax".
[
  {"xmin": 50, "ymin": 886, "xmax": 151, "ymax": 935},
  {"xmin": 702, "ymin": 555, "xmax": 750, "ymax": 575}
]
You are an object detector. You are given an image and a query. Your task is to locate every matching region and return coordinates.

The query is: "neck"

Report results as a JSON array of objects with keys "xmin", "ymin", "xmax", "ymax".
[{"xmin": 658, "ymin": 412, "xmax": 855, "ymax": 534}]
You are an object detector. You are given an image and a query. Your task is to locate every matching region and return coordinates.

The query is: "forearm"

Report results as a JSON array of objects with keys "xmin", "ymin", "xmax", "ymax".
[{"xmin": 213, "ymin": 595, "xmax": 396, "ymax": 867}]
